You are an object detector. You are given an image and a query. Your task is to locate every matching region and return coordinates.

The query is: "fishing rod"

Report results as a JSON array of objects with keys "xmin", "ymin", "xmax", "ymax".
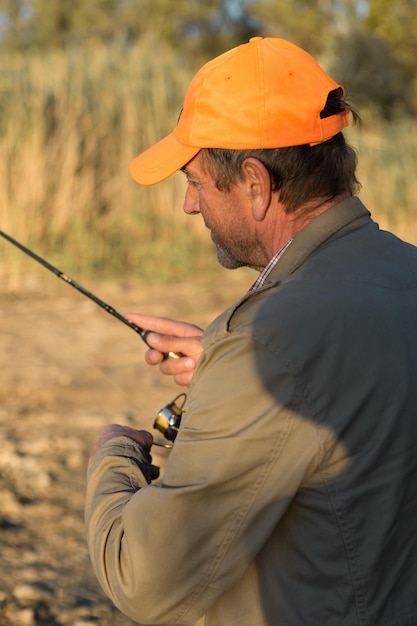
[
  {"xmin": 1, "ymin": 229, "xmax": 186, "ymax": 447},
  {"xmin": 0, "ymin": 229, "xmax": 180, "ymax": 360}
]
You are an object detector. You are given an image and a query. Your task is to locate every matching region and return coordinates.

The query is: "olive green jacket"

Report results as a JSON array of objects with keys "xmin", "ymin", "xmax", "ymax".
[{"xmin": 86, "ymin": 197, "xmax": 417, "ymax": 625}]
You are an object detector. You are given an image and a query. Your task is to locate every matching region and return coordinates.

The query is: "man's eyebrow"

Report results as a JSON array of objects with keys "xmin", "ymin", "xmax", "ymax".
[{"xmin": 181, "ymin": 166, "xmax": 198, "ymax": 180}]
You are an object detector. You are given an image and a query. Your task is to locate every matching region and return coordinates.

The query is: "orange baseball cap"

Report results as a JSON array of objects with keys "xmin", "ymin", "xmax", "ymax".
[{"xmin": 130, "ymin": 37, "xmax": 349, "ymax": 186}]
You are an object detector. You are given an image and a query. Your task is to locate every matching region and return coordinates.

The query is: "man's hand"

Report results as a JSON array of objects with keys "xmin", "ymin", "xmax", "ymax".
[
  {"xmin": 89, "ymin": 425, "xmax": 160, "ymax": 481},
  {"xmin": 127, "ymin": 313, "xmax": 204, "ymax": 387}
]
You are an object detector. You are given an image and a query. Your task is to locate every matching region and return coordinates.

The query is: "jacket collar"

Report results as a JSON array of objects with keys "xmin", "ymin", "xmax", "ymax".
[{"xmin": 267, "ymin": 196, "xmax": 371, "ymax": 285}]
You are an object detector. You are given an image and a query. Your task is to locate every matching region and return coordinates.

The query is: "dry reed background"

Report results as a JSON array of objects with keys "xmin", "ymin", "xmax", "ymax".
[{"xmin": 1, "ymin": 40, "xmax": 417, "ymax": 291}]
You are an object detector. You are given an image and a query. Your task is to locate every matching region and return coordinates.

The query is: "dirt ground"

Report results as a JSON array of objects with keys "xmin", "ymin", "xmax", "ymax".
[{"xmin": 0, "ymin": 272, "xmax": 251, "ymax": 626}]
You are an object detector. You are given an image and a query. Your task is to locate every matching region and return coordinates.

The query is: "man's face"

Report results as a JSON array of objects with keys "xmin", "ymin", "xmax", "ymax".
[{"xmin": 181, "ymin": 153, "xmax": 264, "ymax": 270}]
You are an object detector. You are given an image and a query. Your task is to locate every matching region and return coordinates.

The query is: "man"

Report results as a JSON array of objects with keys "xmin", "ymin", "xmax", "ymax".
[{"xmin": 85, "ymin": 37, "xmax": 417, "ymax": 625}]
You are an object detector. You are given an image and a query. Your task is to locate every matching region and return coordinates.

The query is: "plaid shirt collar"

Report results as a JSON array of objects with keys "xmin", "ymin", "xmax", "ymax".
[{"xmin": 249, "ymin": 238, "xmax": 293, "ymax": 291}]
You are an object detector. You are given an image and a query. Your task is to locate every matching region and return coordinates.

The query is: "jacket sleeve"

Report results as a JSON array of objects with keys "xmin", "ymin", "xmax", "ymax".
[{"xmin": 85, "ymin": 328, "xmax": 325, "ymax": 625}]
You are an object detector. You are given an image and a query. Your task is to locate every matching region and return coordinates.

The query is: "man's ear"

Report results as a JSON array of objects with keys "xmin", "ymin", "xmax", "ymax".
[{"xmin": 240, "ymin": 158, "xmax": 272, "ymax": 221}]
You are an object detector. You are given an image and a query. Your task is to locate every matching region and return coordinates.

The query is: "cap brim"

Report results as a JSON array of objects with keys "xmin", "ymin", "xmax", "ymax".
[{"xmin": 130, "ymin": 133, "xmax": 200, "ymax": 186}]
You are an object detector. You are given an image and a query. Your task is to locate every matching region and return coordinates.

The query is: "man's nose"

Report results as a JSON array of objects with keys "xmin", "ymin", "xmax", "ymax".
[{"xmin": 183, "ymin": 186, "xmax": 200, "ymax": 215}]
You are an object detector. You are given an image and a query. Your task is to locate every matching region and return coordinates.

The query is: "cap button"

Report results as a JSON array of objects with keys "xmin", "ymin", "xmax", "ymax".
[{"xmin": 249, "ymin": 37, "xmax": 263, "ymax": 43}]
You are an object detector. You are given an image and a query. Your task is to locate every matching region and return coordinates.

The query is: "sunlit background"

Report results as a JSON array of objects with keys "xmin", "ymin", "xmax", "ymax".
[{"xmin": 1, "ymin": 0, "xmax": 416, "ymax": 288}]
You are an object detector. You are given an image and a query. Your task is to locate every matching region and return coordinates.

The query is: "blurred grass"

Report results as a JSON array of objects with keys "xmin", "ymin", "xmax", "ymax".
[
  {"xmin": 1, "ymin": 42, "xmax": 417, "ymax": 292},
  {"xmin": 0, "ymin": 39, "xmax": 211, "ymax": 291},
  {"xmin": 346, "ymin": 115, "xmax": 417, "ymax": 244}
]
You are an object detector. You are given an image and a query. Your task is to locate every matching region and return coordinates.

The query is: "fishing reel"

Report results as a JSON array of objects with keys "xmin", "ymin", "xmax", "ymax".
[{"xmin": 153, "ymin": 393, "xmax": 186, "ymax": 445}]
